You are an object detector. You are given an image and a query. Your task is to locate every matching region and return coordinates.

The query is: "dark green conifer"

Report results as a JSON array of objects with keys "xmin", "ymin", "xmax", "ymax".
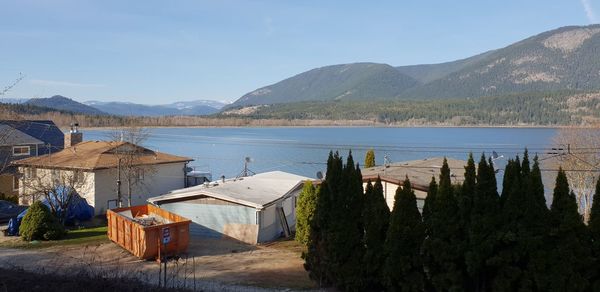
[
  {"xmin": 589, "ymin": 176, "xmax": 600, "ymax": 290},
  {"xmin": 545, "ymin": 168, "xmax": 591, "ymax": 291},
  {"xmin": 422, "ymin": 176, "xmax": 438, "ymax": 232},
  {"xmin": 383, "ymin": 177, "xmax": 425, "ymax": 292},
  {"xmin": 422, "ymin": 157, "xmax": 465, "ymax": 291},
  {"xmin": 466, "ymin": 154, "xmax": 500, "ymax": 292},
  {"xmin": 362, "ymin": 177, "xmax": 390, "ymax": 289}
]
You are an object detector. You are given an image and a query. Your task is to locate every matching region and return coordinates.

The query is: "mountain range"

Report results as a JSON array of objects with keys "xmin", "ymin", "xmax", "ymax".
[
  {"xmin": 83, "ymin": 100, "xmax": 227, "ymax": 116},
  {"xmin": 228, "ymin": 24, "xmax": 600, "ymax": 109},
  {"xmin": 1, "ymin": 95, "xmax": 228, "ymax": 116}
]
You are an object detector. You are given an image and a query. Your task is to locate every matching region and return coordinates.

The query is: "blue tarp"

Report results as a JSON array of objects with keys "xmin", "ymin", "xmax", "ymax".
[{"xmin": 5, "ymin": 187, "xmax": 94, "ymax": 236}]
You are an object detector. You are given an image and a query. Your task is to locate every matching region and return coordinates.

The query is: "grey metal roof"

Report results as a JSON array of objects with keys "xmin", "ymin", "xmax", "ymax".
[
  {"xmin": 0, "ymin": 124, "xmax": 44, "ymax": 146},
  {"xmin": 361, "ymin": 157, "xmax": 468, "ymax": 190},
  {"xmin": 148, "ymin": 171, "xmax": 311, "ymax": 209}
]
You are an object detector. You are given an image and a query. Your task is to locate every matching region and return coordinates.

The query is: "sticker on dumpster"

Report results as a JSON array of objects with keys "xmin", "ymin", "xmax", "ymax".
[{"xmin": 162, "ymin": 227, "xmax": 170, "ymax": 244}]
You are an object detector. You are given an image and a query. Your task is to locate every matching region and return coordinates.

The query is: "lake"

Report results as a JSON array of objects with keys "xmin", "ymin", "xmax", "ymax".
[{"xmin": 84, "ymin": 127, "xmax": 558, "ymax": 180}]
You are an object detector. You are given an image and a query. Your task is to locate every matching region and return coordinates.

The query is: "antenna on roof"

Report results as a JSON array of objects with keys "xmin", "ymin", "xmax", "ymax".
[
  {"xmin": 384, "ymin": 155, "xmax": 391, "ymax": 168},
  {"xmin": 236, "ymin": 156, "xmax": 255, "ymax": 179}
]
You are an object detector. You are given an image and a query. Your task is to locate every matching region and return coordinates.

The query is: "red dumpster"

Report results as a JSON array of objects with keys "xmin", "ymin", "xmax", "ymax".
[{"xmin": 107, "ymin": 204, "xmax": 191, "ymax": 260}]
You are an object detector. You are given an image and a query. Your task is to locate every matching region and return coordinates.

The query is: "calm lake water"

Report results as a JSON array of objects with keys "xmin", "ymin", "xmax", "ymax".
[{"xmin": 85, "ymin": 127, "xmax": 558, "ymax": 180}]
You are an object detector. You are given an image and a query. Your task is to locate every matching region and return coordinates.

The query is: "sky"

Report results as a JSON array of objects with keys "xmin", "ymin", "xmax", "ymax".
[{"xmin": 0, "ymin": 0, "xmax": 598, "ymax": 104}]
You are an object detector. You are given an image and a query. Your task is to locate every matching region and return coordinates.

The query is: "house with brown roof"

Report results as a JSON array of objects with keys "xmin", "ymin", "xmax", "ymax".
[
  {"xmin": 361, "ymin": 157, "xmax": 467, "ymax": 211},
  {"xmin": 13, "ymin": 140, "xmax": 193, "ymax": 215}
]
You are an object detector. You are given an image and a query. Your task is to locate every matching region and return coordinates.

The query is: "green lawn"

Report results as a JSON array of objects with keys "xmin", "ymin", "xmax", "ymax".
[{"xmin": 0, "ymin": 226, "xmax": 109, "ymax": 249}]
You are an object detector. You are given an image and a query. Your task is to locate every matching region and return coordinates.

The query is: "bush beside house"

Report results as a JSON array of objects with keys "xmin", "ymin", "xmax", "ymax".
[{"xmin": 19, "ymin": 201, "xmax": 66, "ymax": 241}]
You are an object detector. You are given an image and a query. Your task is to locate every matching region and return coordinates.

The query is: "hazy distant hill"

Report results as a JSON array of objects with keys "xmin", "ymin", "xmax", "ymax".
[
  {"xmin": 84, "ymin": 100, "xmax": 228, "ymax": 116},
  {"xmin": 26, "ymin": 95, "xmax": 106, "ymax": 115},
  {"xmin": 231, "ymin": 24, "xmax": 600, "ymax": 106},
  {"xmin": 0, "ymin": 98, "xmax": 28, "ymax": 104},
  {"xmin": 229, "ymin": 63, "xmax": 419, "ymax": 107}
]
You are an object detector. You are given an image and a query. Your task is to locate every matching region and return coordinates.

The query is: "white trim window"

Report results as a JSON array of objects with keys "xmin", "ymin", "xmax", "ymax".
[{"xmin": 12, "ymin": 146, "xmax": 30, "ymax": 157}]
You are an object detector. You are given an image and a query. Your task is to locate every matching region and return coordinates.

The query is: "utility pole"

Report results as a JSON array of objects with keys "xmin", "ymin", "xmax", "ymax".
[{"xmin": 117, "ymin": 158, "xmax": 122, "ymax": 207}]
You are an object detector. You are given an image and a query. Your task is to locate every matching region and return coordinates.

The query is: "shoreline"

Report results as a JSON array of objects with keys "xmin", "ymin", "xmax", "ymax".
[{"xmin": 75, "ymin": 124, "xmax": 565, "ymax": 131}]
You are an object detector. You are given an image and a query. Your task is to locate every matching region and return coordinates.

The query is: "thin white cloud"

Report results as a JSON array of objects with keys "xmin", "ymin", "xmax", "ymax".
[
  {"xmin": 29, "ymin": 79, "xmax": 105, "ymax": 88},
  {"xmin": 581, "ymin": 0, "xmax": 598, "ymax": 23}
]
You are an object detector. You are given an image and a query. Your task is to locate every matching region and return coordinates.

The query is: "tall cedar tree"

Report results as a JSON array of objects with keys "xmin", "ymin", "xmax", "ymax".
[
  {"xmin": 521, "ymin": 155, "xmax": 552, "ymax": 290},
  {"xmin": 364, "ymin": 149, "xmax": 376, "ymax": 168},
  {"xmin": 305, "ymin": 151, "xmax": 365, "ymax": 290},
  {"xmin": 466, "ymin": 155, "xmax": 500, "ymax": 292},
  {"xmin": 492, "ymin": 156, "xmax": 528, "ymax": 291},
  {"xmin": 589, "ymin": 176, "xmax": 600, "ymax": 290},
  {"xmin": 422, "ymin": 157, "xmax": 465, "ymax": 291},
  {"xmin": 296, "ymin": 181, "xmax": 317, "ymax": 246},
  {"xmin": 383, "ymin": 177, "xmax": 425, "ymax": 291},
  {"xmin": 422, "ymin": 176, "xmax": 438, "ymax": 232},
  {"xmin": 458, "ymin": 154, "xmax": 476, "ymax": 290},
  {"xmin": 304, "ymin": 151, "xmax": 342, "ymax": 287},
  {"xmin": 546, "ymin": 168, "xmax": 592, "ymax": 291},
  {"xmin": 362, "ymin": 177, "xmax": 390, "ymax": 290}
]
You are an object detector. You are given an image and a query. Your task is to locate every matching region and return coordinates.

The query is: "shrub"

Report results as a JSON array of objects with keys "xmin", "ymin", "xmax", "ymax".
[{"xmin": 19, "ymin": 201, "xmax": 66, "ymax": 241}]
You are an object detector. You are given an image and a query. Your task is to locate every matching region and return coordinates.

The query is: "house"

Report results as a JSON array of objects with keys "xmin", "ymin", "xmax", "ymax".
[
  {"xmin": 361, "ymin": 157, "xmax": 467, "ymax": 211},
  {"xmin": 13, "ymin": 140, "xmax": 193, "ymax": 215},
  {"xmin": 148, "ymin": 171, "xmax": 310, "ymax": 244},
  {"xmin": 0, "ymin": 120, "xmax": 64, "ymax": 198}
]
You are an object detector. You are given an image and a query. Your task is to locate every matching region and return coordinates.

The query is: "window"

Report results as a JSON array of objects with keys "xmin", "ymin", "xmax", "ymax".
[
  {"xmin": 12, "ymin": 175, "xmax": 19, "ymax": 191},
  {"xmin": 136, "ymin": 169, "xmax": 145, "ymax": 181},
  {"xmin": 25, "ymin": 168, "xmax": 37, "ymax": 179},
  {"xmin": 12, "ymin": 146, "xmax": 30, "ymax": 157},
  {"xmin": 73, "ymin": 171, "xmax": 84, "ymax": 184}
]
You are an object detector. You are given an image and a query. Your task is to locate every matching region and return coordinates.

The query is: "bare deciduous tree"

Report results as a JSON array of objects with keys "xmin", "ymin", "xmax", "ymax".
[
  {"xmin": 546, "ymin": 125, "xmax": 600, "ymax": 222},
  {"xmin": 109, "ymin": 126, "xmax": 156, "ymax": 207},
  {"xmin": 18, "ymin": 166, "xmax": 91, "ymax": 224}
]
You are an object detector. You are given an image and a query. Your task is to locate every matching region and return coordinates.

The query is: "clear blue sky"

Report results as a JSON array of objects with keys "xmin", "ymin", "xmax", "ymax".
[{"xmin": 0, "ymin": 0, "xmax": 598, "ymax": 104}]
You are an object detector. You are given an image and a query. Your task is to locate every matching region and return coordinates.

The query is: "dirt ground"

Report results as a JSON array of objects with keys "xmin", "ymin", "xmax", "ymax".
[{"xmin": 0, "ymin": 229, "xmax": 317, "ymax": 291}]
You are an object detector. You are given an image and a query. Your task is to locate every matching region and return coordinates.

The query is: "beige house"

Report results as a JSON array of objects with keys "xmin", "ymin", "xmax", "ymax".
[
  {"xmin": 361, "ymin": 157, "xmax": 467, "ymax": 211},
  {"xmin": 13, "ymin": 141, "xmax": 193, "ymax": 215}
]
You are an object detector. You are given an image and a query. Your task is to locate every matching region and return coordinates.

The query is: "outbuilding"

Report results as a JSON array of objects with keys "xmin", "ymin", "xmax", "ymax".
[
  {"xmin": 361, "ymin": 157, "xmax": 467, "ymax": 211},
  {"xmin": 148, "ymin": 171, "xmax": 310, "ymax": 245}
]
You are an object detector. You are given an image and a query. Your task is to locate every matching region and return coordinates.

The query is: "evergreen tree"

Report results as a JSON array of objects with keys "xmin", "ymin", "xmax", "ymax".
[
  {"xmin": 466, "ymin": 154, "xmax": 500, "ymax": 291},
  {"xmin": 364, "ymin": 149, "xmax": 376, "ymax": 168},
  {"xmin": 522, "ymin": 155, "xmax": 552, "ymax": 290},
  {"xmin": 492, "ymin": 157, "xmax": 526, "ymax": 291},
  {"xmin": 296, "ymin": 181, "xmax": 317, "ymax": 246},
  {"xmin": 422, "ymin": 157, "xmax": 465, "ymax": 291},
  {"xmin": 305, "ymin": 151, "xmax": 365, "ymax": 290},
  {"xmin": 383, "ymin": 177, "xmax": 425, "ymax": 292},
  {"xmin": 545, "ymin": 168, "xmax": 591, "ymax": 291},
  {"xmin": 422, "ymin": 176, "xmax": 438, "ymax": 232},
  {"xmin": 363, "ymin": 177, "xmax": 390, "ymax": 289},
  {"xmin": 589, "ymin": 176, "xmax": 600, "ymax": 290},
  {"xmin": 304, "ymin": 151, "xmax": 341, "ymax": 287},
  {"xmin": 457, "ymin": 154, "xmax": 476, "ymax": 290}
]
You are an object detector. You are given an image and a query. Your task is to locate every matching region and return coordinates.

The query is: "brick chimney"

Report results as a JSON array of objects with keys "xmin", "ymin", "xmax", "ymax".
[{"xmin": 65, "ymin": 122, "xmax": 83, "ymax": 147}]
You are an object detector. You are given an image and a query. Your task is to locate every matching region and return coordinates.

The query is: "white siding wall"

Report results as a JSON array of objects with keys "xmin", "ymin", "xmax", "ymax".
[
  {"xmin": 94, "ymin": 162, "xmax": 186, "ymax": 215},
  {"xmin": 18, "ymin": 167, "xmax": 95, "ymax": 207},
  {"xmin": 361, "ymin": 181, "xmax": 426, "ymax": 212}
]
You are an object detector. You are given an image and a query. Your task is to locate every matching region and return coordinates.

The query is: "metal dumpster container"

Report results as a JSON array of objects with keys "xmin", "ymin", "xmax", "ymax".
[{"xmin": 107, "ymin": 204, "xmax": 191, "ymax": 260}]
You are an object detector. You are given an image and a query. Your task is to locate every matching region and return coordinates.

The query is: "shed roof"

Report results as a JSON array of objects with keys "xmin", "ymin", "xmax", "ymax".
[
  {"xmin": 148, "ymin": 171, "xmax": 310, "ymax": 209},
  {"xmin": 361, "ymin": 157, "xmax": 468, "ymax": 191},
  {"xmin": 12, "ymin": 140, "xmax": 193, "ymax": 170},
  {"xmin": 0, "ymin": 124, "xmax": 44, "ymax": 146}
]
